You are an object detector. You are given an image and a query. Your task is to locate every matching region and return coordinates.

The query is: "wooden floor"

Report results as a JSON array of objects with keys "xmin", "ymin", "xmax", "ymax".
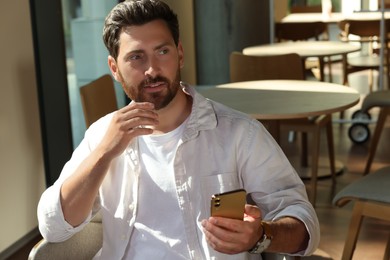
[{"xmin": 6, "ymin": 64, "xmax": 390, "ymax": 260}]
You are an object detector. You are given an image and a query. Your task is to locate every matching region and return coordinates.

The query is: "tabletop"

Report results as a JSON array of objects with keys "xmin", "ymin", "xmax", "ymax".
[
  {"xmin": 197, "ymin": 80, "xmax": 360, "ymax": 120},
  {"xmin": 242, "ymin": 41, "xmax": 360, "ymax": 59},
  {"xmin": 281, "ymin": 11, "xmax": 390, "ymax": 24}
]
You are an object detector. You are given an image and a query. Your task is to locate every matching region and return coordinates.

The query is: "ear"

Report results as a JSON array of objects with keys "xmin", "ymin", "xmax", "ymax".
[
  {"xmin": 177, "ymin": 41, "xmax": 184, "ymax": 69},
  {"xmin": 108, "ymin": 55, "xmax": 120, "ymax": 81}
]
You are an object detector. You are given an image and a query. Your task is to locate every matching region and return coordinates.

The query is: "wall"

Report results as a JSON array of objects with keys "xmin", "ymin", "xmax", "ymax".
[
  {"xmin": 164, "ymin": 0, "xmax": 197, "ymax": 85},
  {"xmin": 194, "ymin": 0, "xmax": 270, "ymax": 85},
  {"xmin": 0, "ymin": 0, "xmax": 46, "ymax": 254}
]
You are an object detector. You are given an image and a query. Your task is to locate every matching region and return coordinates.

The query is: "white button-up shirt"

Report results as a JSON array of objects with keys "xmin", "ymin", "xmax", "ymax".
[{"xmin": 38, "ymin": 85, "xmax": 320, "ymax": 260}]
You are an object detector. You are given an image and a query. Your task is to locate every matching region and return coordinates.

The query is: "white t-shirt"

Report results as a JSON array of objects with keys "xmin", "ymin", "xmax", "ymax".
[{"xmin": 124, "ymin": 119, "xmax": 190, "ymax": 259}]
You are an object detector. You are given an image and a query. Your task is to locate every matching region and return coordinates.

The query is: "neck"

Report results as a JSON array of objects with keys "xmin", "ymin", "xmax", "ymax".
[{"xmin": 152, "ymin": 89, "xmax": 192, "ymax": 134}]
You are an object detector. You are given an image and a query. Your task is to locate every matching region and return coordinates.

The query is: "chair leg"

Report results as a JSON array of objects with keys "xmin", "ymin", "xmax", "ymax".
[
  {"xmin": 319, "ymin": 57, "xmax": 325, "ymax": 82},
  {"xmin": 301, "ymin": 132, "xmax": 308, "ymax": 167},
  {"xmin": 384, "ymin": 232, "xmax": 390, "ymax": 260},
  {"xmin": 363, "ymin": 108, "xmax": 390, "ymax": 175},
  {"xmin": 327, "ymin": 56, "xmax": 333, "ymax": 82},
  {"xmin": 341, "ymin": 201, "xmax": 365, "ymax": 260},
  {"xmin": 340, "ymin": 54, "xmax": 349, "ymax": 119},
  {"xmin": 325, "ymin": 116, "xmax": 336, "ymax": 184},
  {"xmin": 310, "ymin": 127, "xmax": 321, "ymax": 206}
]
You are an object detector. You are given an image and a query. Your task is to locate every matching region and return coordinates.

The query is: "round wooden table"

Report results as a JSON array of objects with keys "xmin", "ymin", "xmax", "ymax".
[
  {"xmin": 243, "ymin": 41, "xmax": 360, "ymax": 82},
  {"xmin": 281, "ymin": 11, "xmax": 390, "ymax": 24},
  {"xmin": 198, "ymin": 80, "xmax": 360, "ymax": 179},
  {"xmin": 199, "ymin": 80, "xmax": 360, "ymax": 120},
  {"xmin": 243, "ymin": 41, "xmax": 360, "ymax": 60}
]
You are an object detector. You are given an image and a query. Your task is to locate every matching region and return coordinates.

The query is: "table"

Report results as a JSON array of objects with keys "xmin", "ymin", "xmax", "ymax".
[
  {"xmin": 281, "ymin": 11, "xmax": 390, "ymax": 24},
  {"xmin": 198, "ymin": 80, "xmax": 360, "ymax": 178},
  {"xmin": 243, "ymin": 41, "xmax": 360, "ymax": 82}
]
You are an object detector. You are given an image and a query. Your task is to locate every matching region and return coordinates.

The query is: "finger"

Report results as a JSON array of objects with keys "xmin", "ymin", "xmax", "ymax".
[
  {"xmin": 244, "ymin": 204, "xmax": 262, "ymax": 220},
  {"xmin": 202, "ymin": 219, "xmax": 253, "ymax": 254},
  {"xmin": 208, "ymin": 217, "xmax": 244, "ymax": 234},
  {"xmin": 119, "ymin": 105, "xmax": 159, "ymax": 121},
  {"xmin": 124, "ymin": 101, "xmax": 155, "ymax": 111},
  {"xmin": 121, "ymin": 115, "xmax": 159, "ymax": 131}
]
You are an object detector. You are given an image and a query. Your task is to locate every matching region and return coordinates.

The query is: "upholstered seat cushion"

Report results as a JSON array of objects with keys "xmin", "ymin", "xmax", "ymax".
[
  {"xmin": 28, "ymin": 214, "xmax": 102, "ymax": 260},
  {"xmin": 333, "ymin": 166, "xmax": 390, "ymax": 207},
  {"xmin": 362, "ymin": 90, "xmax": 390, "ymax": 112}
]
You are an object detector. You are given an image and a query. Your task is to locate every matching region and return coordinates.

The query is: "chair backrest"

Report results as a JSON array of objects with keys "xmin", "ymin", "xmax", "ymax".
[
  {"xmin": 229, "ymin": 52, "xmax": 305, "ymax": 83},
  {"xmin": 275, "ymin": 22, "xmax": 327, "ymax": 42},
  {"xmin": 290, "ymin": 5, "xmax": 322, "ymax": 13},
  {"xmin": 80, "ymin": 74, "xmax": 118, "ymax": 127},
  {"xmin": 28, "ymin": 214, "xmax": 102, "ymax": 260},
  {"xmin": 339, "ymin": 19, "xmax": 381, "ymax": 39},
  {"xmin": 338, "ymin": 19, "xmax": 390, "ymax": 40}
]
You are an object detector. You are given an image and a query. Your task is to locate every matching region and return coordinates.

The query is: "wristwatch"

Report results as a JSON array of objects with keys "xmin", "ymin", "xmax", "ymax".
[{"xmin": 248, "ymin": 221, "xmax": 273, "ymax": 254}]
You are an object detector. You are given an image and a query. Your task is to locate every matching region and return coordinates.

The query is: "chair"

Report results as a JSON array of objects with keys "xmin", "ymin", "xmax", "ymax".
[
  {"xmin": 361, "ymin": 90, "xmax": 390, "ymax": 175},
  {"xmin": 333, "ymin": 166, "xmax": 390, "ymax": 260},
  {"xmin": 274, "ymin": 21, "xmax": 331, "ymax": 82},
  {"xmin": 230, "ymin": 52, "xmax": 336, "ymax": 206},
  {"xmin": 290, "ymin": 5, "xmax": 322, "ymax": 14},
  {"xmin": 79, "ymin": 74, "xmax": 118, "ymax": 128},
  {"xmin": 28, "ymin": 214, "xmax": 103, "ymax": 259},
  {"xmin": 27, "ymin": 211, "xmax": 296, "ymax": 260},
  {"xmin": 338, "ymin": 19, "xmax": 390, "ymax": 92}
]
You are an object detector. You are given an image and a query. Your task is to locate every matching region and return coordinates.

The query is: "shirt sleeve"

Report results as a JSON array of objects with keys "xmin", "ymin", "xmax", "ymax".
[
  {"xmin": 37, "ymin": 181, "xmax": 97, "ymax": 242},
  {"xmin": 240, "ymin": 119, "xmax": 320, "ymax": 256},
  {"xmin": 37, "ymin": 128, "xmax": 102, "ymax": 242}
]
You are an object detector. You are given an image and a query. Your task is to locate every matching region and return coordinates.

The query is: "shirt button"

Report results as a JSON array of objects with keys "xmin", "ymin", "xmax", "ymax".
[
  {"xmin": 129, "ymin": 203, "xmax": 135, "ymax": 211},
  {"xmin": 121, "ymin": 235, "xmax": 126, "ymax": 240}
]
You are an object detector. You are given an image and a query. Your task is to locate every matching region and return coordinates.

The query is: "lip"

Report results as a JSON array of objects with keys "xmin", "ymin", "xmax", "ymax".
[{"xmin": 144, "ymin": 82, "xmax": 166, "ymax": 93}]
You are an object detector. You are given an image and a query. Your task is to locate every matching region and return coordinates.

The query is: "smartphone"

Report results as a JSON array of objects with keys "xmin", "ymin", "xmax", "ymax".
[{"xmin": 210, "ymin": 189, "xmax": 246, "ymax": 220}]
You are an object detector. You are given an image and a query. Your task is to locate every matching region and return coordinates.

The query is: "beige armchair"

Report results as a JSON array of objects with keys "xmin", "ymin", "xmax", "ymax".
[
  {"xmin": 28, "ymin": 214, "xmax": 102, "ymax": 260},
  {"xmin": 29, "ymin": 212, "xmax": 300, "ymax": 259},
  {"xmin": 333, "ymin": 166, "xmax": 390, "ymax": 260}
]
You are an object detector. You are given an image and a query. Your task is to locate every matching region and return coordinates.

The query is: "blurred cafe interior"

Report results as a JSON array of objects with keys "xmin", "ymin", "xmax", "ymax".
[{"xmin": 1, "ymin": 0, "xmax": 390, "ymax": 259}]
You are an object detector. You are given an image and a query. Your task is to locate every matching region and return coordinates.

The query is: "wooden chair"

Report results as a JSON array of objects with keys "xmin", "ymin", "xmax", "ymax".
[
  {"xmin": 230, "ymin": 52, "xmax": 336, "ymax": 206},
  {"xmin": 275, "ymin": 22, "xmax": 327, "ymax": 42},
  {"xmin": 333, "ymin": 166, "xmax": 390, "ymax": 260},
  {"xmin": 79, "ymin": 74, "xmax": 118, "ymax": 127},
  {"xmin": 361, "ymin": 90, "xmax": 390, "ymax": 175},
  {"xmin": 338, "ymin": 19, "xmax": 390, "ymax": 92},
  {"xmin": 290, "ymin": 5, "xmax": 322, "ymax": 14},
  {"xmin": 274, "ymin": 21, "xmax": 331, "ymax": 82}
]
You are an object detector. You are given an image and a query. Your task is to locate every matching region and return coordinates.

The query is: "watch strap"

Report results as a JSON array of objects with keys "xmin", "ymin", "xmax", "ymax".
[{"xmin": 248, "ymin": 221, "xmax": 273, "ymax": 254}]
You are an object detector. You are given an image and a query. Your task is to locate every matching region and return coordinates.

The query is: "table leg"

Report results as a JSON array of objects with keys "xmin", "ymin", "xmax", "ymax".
[
  {"xmin": 261, "ymin": 120, "xmax": 280, "ymax": 144},
  {"xmin": 319, "ymin": 57, "xmax": 325, "ymax": 82}
]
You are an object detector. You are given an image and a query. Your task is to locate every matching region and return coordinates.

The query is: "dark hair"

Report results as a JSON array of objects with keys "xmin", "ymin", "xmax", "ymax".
[{"xmin": 103, "ymin": 0, "xmax": 179, "ymax": 60}]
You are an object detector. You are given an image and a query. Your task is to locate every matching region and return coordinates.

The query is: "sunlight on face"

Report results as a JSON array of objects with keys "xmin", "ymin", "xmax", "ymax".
[{"xmin": 111, "ymin": 20, "xmax": 184, "ymax": 110}]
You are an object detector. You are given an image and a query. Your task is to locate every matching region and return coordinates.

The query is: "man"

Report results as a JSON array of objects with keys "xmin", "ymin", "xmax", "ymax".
[{"xmin": 37, "ymin": 0, "xmax": 320, "ymax": 259}]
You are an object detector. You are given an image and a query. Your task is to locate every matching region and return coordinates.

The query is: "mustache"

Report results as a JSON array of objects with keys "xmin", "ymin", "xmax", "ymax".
[{"xmin": 142, "ymin": 76, "xmax": 170, "ymax": 86}]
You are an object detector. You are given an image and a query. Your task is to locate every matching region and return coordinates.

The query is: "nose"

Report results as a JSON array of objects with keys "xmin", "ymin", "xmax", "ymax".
[{"xmin": 144, "ymin": 57, "xmax": 160, "ymax": 78}]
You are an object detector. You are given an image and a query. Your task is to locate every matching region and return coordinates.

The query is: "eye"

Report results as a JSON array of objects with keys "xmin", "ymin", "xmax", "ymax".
[
  {"xmin": 158, "ymin": 48, "xmax": 169, "ymax": 55},
  {"xmin": 129, "ymin": 54, "xmax": 142, "ymax": 60}
]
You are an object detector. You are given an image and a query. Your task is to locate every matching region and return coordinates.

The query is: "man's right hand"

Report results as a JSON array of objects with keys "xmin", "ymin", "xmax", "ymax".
[
  {"xmin": 60, "ymin": 102, "xmax": 158, "ymax": 227},
  {"xmin": 97, "ymin": 102, "xmax": 159, "ymax": 160}
]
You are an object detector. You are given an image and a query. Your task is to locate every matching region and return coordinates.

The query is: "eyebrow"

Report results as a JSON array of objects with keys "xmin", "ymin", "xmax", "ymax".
[
  {"xmin": 129, "ymin": 41, "xmax": 173, "ymax": 54},
  {"xmin": 122, "ymin": 41, "xmax": 174, "ymax": 61}
]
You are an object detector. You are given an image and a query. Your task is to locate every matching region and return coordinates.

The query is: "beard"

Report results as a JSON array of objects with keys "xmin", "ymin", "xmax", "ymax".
[{"xmin": 119, "ymin": 69, "xmax": 181, "ymax": 110}]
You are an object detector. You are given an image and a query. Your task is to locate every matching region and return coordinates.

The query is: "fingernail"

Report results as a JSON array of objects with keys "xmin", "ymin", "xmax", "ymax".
[{"xmin": 201, "ymin": 220, "xmax": 206, "ymax": 227}]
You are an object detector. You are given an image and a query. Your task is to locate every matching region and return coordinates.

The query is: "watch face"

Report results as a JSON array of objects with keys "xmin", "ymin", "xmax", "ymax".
[{"xmin": 259, "ymin": 239, "xmax": 271, "ymax": 251}]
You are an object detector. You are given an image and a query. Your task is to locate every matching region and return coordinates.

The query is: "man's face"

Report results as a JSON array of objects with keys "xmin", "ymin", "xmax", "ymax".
[{"xmin": 108, "ymin": 19, "xmax": 184, "ymax": 110}]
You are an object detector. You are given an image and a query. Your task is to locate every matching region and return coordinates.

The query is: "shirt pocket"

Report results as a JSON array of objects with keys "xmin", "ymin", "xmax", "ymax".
[{"xmin": 200, "ymin": 172, "xmax": 243, "ymax": 218}]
